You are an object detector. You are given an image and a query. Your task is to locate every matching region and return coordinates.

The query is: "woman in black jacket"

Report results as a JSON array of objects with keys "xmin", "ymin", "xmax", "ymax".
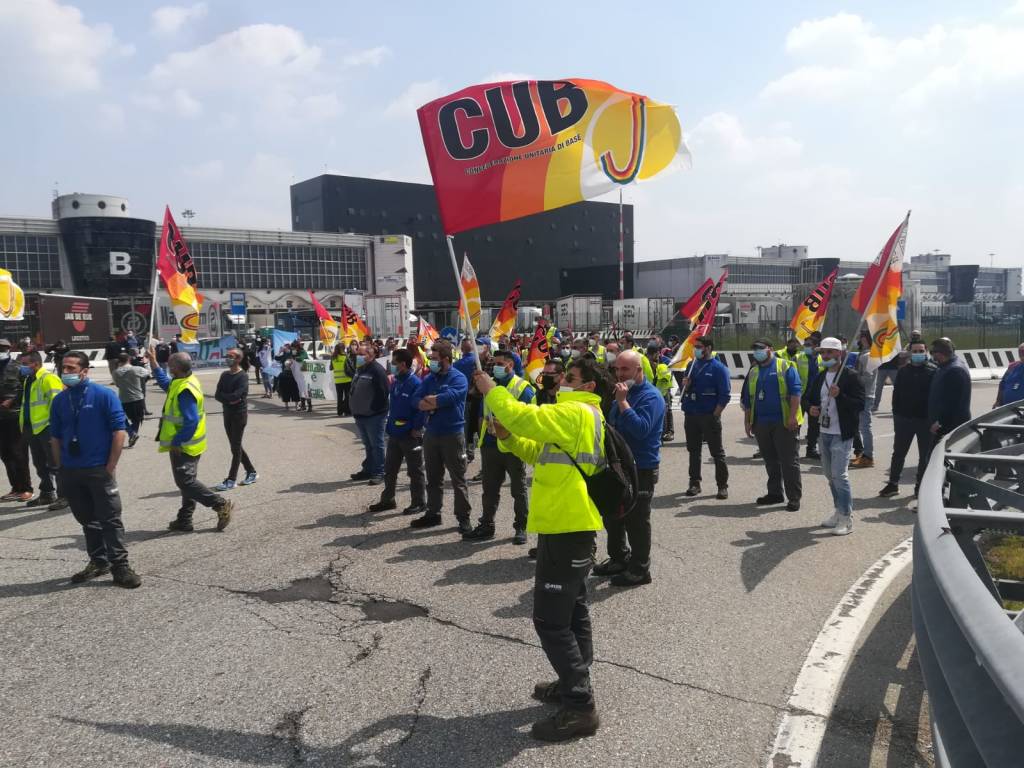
[{"xmin": 802, "ymin": 337, "xmax": 865, "ymax": 536}]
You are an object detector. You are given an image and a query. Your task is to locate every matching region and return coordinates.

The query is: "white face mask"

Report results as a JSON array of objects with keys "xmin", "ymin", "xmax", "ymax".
[
  {"xmin": 0, "ymin": 352, "xmax": 9, "ymax": 361},
  {"xmin": 605, "ymin": 352, "xmax": 617, "ymax": 364},
  {"xmin": 559, "ymin": 385, "xmax": 575, "ymax": 394}
]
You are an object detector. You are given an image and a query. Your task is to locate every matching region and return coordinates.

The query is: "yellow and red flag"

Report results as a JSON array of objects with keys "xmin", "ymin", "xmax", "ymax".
[
  {"xmin": 488, "ymin": 280, "xmax": 522, "ymax": 341},
  {"xmin": 789, "ymin": 267, "xmax": 838, "ymax": 341},
  {"xmin": 455, "ymin": 253, "xmax": 482, "ymax": 335},
  {"xmin": 157, "ymin": 206, "xmax": 203, "ymax": 342},
  {"xmin": 417, "ymin": 79, "xmax": 690, "ymax": 234},
  {"xmin": 340, "ymin": 301, "xmax": 372, "ymax": 344},
  {"xmin": 669, "ymin": 270, "xmax": 728, "ymax": 370},
  {"xmin": 852, "ymin": 214, "xmax": 909, "ymax": 370},
  {"xmin": 416, "ymin": 316, "xmax": 440, "ymax": 346},
  {"xmin": 679, "ymin": 278, "xmax": 714, "ymax": 321},
  {"xmin": 309, "ymin": 291, "xmax": 340, "ymax": 347},
  {"xmin": 0, "ymin": 269, "xmax": 26, "ymax": 321},
  {"xmin": 525, "ymin": 321, "xmax": 551, "ymax": 382}
]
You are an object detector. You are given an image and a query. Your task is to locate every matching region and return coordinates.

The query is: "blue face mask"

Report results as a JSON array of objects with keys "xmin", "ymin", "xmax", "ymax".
[
  {"xmin": 693, "ymin": 347, "xmax": 705, "ymax": 359},
  {"xmin": 910, "ymin": 352, "xmax": 928, "ymax": 365},
  {"xmin": 18, "ymin": 366, "xmax": 32, "ymax": 377},
  {"xmin": 389, "ymin": 364, "xmax": 399, "ymax": 375},
  {"xmin": 804, "ymin": 346, "xmax": 815, "ymax": 355},
  {"xmin": 822, "ymin": 357, "xmax": 839, "ymax": 368},
  {"xmin": 61, "ymin": 373, "xmax": 82, "ymax": 387},
  {"xmin": 428, "ymin": 360, "xmax": 441, "ymax": 374},
  {"xmin": 752, "ymin": 349, "xmax": 769, "ymax": 362},
  {"xmin": 493, "ymin": 366, "xmax": 510, "ymax": 381},
  {"xmin": 355, "ymin": 355, "xmax": 366, "ymax": 366}
]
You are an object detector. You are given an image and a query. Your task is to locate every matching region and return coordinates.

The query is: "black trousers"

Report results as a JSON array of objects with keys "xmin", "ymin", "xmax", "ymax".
[
  {"xmin": 170, "ymin": 452, "xmax": 225, "ymax": 519},
  {"xmin": 28, "ymin": 428, "xmax": 56, "ymax": 496},
  {"xmin": 223, "ymin": 409, "xmax": 255, "ymax": 481},
  {"xmin": 381, "ymin": 433, "xmax": 426, "ymax": 507},
  {"xmin": 61, "ymin": 466, "xmax": 127, "ymax": 566},
  {"xmin": 423, "ymin": 432, "xmax": 471, "ymax": 521},
  {"xmin": 684, "ymin": 412, "xmax": 729, "ymax": 488},
  {"xmin": 123, "ymin": 399, "xmax": 145, "ymax": 438},
  {"xmin": 888, "ymin": 415, "xmax": 933, "ymax": 489},
  {"xmin": 662, "ymin": 392, "xmax": 674, "ymax": 437},
  {"xmin": 336, "ymin": 381, "xmax": 351, "ymax": 416},
  {"xmin": 534, "ymin": 531, "xmax": 596, "ymax": 711},
  {"xmin": 605, "ymin": 468, "xmax": 658, "ymax": 570},
  {"xmin": 753, "ymin": 421, "xmax": 802, "ymax": 502},
  {"xmin": 0, "ymin": 418, "xmax": 31, "ymax": 493},
  {"xmin": 480, "ymin": 441, "xmax": 528, "ymax": 531},
  {"xmin": 465, "ymin": 396, "xmax": 482, "ymax": 460},
  {"xmin": 805, "ymin": 411, "xmax": 820, "ymax": 455}
]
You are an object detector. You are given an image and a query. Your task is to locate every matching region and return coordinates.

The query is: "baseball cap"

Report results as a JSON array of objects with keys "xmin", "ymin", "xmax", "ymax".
[
  {"xmin": 751, "ymin": 338, "xmax": 773, "ymax": 349},
  {"xmin": 819, "ymin": 337, "xmax": 843, "ymax": 351},
  {"xmin": 0, "ymin": 339, "xmax": 11, "ymax": 348}
]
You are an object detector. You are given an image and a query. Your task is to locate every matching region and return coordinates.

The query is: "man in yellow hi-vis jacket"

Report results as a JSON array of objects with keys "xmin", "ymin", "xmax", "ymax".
[{"xmin": 473, "ymin": 357, "xmax": 608, "ymax": 743}]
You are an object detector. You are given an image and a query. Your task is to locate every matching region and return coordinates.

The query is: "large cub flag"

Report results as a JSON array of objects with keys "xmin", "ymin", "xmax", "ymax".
[
  {"xmin": 157, "ymin": 207, "xmax": 203, "ymax": 343},
  {"xmin": 0, "ymin": 269, "xmax": 25, "ymax": 321},
  {"xmin": 852, "ymin": 214, "xmax": 909, "ymax": 370},
  {"xmin": 669, "ymin": 270, "xmax": 728, "ymax": 371},
  {"xmin": 340, "ymin": 302, "xmax": 371, "ymax": 344},
  {"xmin": 309, "ymin": 291, "xmax": 340, "ymax": 347},
  {"xmin": 488, "ymin": 280, "xmax": 522, "ymax": 341},
  {"xmin": 417, "ymin": 79, "xmax": 690, "ymax": 234},
  {"xmin": 789, "ymin": 267, "xmax": 838, "ymax": 341},
  {"xmin": 456, "ymin": 254, "xmax": 482, "ymax": 335},
  {"xmin": 679, "ymin": 278, "xmax": 715, "ymax": 322},
  {"xmin": 525, "ymin": 321, "xmax": 550, "ymax": 382}
]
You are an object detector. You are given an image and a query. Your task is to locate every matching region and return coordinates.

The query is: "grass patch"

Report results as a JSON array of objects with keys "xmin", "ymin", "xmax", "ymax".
[{"xmin": 979, "ymin": 533, "xmax": 1024, "ymax": 611}]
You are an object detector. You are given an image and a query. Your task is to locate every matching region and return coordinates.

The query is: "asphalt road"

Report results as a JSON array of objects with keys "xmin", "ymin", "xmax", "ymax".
[{"xmin": 2, "ymin": 371, "xmax": 991, "ymax": 767}]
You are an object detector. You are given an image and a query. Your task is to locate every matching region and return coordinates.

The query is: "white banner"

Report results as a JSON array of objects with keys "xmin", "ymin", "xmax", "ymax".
[{"xmin": 299, "ymin": 360, "xmax": 336, "ymax": 401}]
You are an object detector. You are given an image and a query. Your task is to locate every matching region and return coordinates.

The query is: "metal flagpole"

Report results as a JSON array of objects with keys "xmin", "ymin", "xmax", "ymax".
[
  {"xmin": 445, "ymin": 235, "xmax": 482, "ymax": 371},
  {"xmin": 148, "ymin": 244, "xmax": 160, "ymax": 349},
  {"xmin": 618, "ymin": 188, "xmax": 625, "ymax": 301}
]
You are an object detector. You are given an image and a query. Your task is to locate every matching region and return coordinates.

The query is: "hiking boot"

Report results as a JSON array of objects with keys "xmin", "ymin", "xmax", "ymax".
[
  {"xmin": 878, "ymin": 483, "xmax": 899, "ymax": 498},
  {"xmin": 25, "ymin": 493, "xmax": 57, "ymax": 508},
  {"xmin": 785, "ymin": 500, "xmax": 801, "ymax": 512},
  {"xmin": 532, "ymin": 680, "xmax": 561, "ymax": 704},
  {"xmin": 832, "ymin": 516, "xmax": 854, "ymax": 536},
  {"xmin": 684, "ymin": 484, "xmax": 701, "ymax": 497},
  {"xmin": 852, "ymin": 455, "xmax": 874, "ymax": 468},
  {"xmin": 71, "ymin": 561, "xmax": 110, "ymax": 583},
  {"xmin": 213, "ymin": 479, "xmax": 236, "ymax": 492},
  {"xmin": 410, "ymin": 513, "xmax": 442, "ymax": 529},
  {"xmin": 215, "ymin": 500, "xmax": 234, "ymax": 532},
  {"xmin": 610, "ymin": 568, "xmax": 652, "ymax": 588},
  {"xmin": 48, "ymin": 497, "xmax": 70, "ymax": 511},
  {"xmin": 402, "ymin": 504, "xmax": 425, "ymax": 516},
  {"xmin": 820, "ymin": 512, "xmax": 839, "ymax": 528},
  {"xmin": 128, "ymin": 433, "xmax": 140, "ymax": 448},
  {"xmin": 756, "ymin": 494, "xmax": 784, "ymax": 505},
  {"xmin": 167, "ymin": 518, "xmax": 194, "ymax": 532},
  {"xmin": 716, "ymin": 487, "xmax": 729, "ymax": 500},
  {"xmin": 462, "ymin": 523, "xmax": 495, "ymax": 541},
  {"xmin": 456, "ymin": 519, "xmax": 474, "ymax": 536},
  {"xmin": 111, "ymin": 564, "xmax": 142, "ymax": 589},
  {"xmin": 369, "ymin": 499, "xmax": 397, "ymax": 513},
  {"xmin": 239, "ymin": 471, "xmax": 259, "ymax": 486},
  {"xmin": 531, "ymin": 708, "xmax": 600, "ymax": 742},
  {"xmin": 512, "ymin": 529, "xmax": 528, "ymax": 545},
  {"xmin": 592, "ymin": 558, "xmax": 629, "ymax": 577}
]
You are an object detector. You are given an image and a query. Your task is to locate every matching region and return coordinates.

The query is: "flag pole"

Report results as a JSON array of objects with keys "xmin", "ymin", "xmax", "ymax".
[
  {"xmin": 618, "ymin": 188, "xmax": 625, "ymax": 301},
  {"xmin": 148, "ymin": 240, "xmax": 160, "ymax": 348},
  {"xmin": 446, "ymin": 235, "xmax": 482, "ymax": 371}
]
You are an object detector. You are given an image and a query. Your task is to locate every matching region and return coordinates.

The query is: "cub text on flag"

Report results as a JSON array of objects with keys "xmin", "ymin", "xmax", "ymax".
[
  {"xmin": 157, "ymin": 206, "xmax": 203, "ymax": 343},
  {"xmin": 789, "ymin": 267, "xmax": 838, "ymax": 341},
  {"xmin": 488, "ymin": 280, "xmax": 522, "ymax": 341},
  {"xmin": 0, "ymin": 269, "xmax": 26, "ymax": 321},
  {"xmin": 417, "ymin": 78, "xmax": 690, "ymax": 234},
  {"xmin": 852, "ymin": 214, "xmax": 909, "ymax": 370},
  {"xmin": 340, "ymin": 302, "xmax": 371, "ymax": 344},
  {"xmin": 679, "ymin": 278, "xmax": 714, "ymax": 321}
]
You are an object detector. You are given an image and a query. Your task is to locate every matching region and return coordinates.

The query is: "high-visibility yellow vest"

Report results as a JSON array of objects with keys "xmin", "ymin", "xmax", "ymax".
[
  {"xmin": 640, "ymin": 354, "xmax": 654, "ymax": 383},
  {"xmin": 592, "ymin": 344, "xmax": 606, "ymax": 364},
  {"xmin": 20, "ymin": 369, "xmax": 64, "ymax": 435},
  {"xmin": 479, "ymin": 374, "xmax": 531, "ymax": 448},
  {"xmin": 158, "ymin": 374, "xmax": 208, "ymax": 456},
  {"xmin": 331, "ymin": 356, "xmax": 351, "ymax": 384},
  {"xmin": 485, "ymin": 387, "xmax": 605, "ymax": 534},
  {"xmin": 778, "ymin": 349, "xmax": 815, "ymax": 390},
  {"xmin": 650, "ymin": 359, "xmax": 672, "ymax": 395},
  {"xmin": 747, "ymin": 357, "xmax": 804, "ymax": 426}
]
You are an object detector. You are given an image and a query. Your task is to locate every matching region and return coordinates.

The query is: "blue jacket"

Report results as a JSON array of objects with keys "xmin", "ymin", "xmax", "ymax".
[
  {"xmin": 452, "ymin": 353, "xmax": 477, "ymax": 382},
  {"xmin": 387, "ymin": 371, "xmax": 425, "ymax": 437},
  {"xmin": 681, "ymin": 357, "xmax": 731, "ymax": 415},
  {"xmin": 412, "ymin": 365, "xmax": 468, "ymax": 435},
  {"xmin": 49, "ymin": 380, "xmax": 126, "ymax": 468},
  {"xmin": 928, "ymin": 354, "xmax": 971, "ymax": 434},
  {"xmin": 998, "ymin": 361, "xmax": 1024, "ymax": 406},
  {"xmin": 608, "ymin": 379, "xmax": 665, "ymax": 470}
]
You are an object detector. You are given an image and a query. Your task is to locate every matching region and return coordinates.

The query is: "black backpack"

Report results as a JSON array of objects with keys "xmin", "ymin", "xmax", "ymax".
[{"xmin": 559, "ymin": 407, "xmax": 639, "ymax": 523}]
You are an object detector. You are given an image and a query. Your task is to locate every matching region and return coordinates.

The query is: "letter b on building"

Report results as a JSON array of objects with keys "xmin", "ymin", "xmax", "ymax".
[{"xmin": 110, "ymin": 251, "xmax": 132, "ymax": 275}]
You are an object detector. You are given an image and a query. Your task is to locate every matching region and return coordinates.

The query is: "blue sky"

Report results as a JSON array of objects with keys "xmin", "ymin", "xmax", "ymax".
[{"xmin": 1, "ymin": 0, "xmax": 1021, "ymax": 267}]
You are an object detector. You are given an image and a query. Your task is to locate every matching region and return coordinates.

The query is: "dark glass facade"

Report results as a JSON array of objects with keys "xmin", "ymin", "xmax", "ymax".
[
  {"xmin": 0, "ymin": 233, "xmax": 62, "ymax": 290},
  {"xmin": 58, "ymin": 217, "xmax": 156, "ymax": 296},
  {"xmin": 291, "ymin": 174, "xmax": 634, "ymax": 304},
  {"xmin": 189, "ymin": 240, "xmax": 366, "ymax": 291}
]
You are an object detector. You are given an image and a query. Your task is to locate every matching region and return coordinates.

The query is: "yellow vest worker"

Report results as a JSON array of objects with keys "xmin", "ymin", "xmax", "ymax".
[
  {"xmin": 19, "ymin": 353, "xmax": 65, "ymax": 506},
  {"xmin": 331, "ymin": 355, "xmax": 352, "ymax": 384},
  {"xmin": 20, "ymin": 366, "xmax": 64, "ymax": 435},
  {"xmin": 158, "ymin": 375, "xmax": 208, "ymax": 455}
]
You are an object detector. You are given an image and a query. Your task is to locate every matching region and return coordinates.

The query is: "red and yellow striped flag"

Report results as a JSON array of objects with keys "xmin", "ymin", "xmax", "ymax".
[
  {"xmin": 525, "ymin": 321, "xmax": 550, "ymax": 382},
  {"xmin": 157, "ymin": 207, "xmax": 203, "ymax": 343},
  {"xmin": 340, "ymin": 302, "xmax": 371, "ymax": 344},
  {"xmin": 488, "ymin": 279, "xmax": 521, "ymax": 341},
  {"xmin": 852, "ymin": 214, "xmax": 908, "ymax": 370},
  {"xmin": 456, "ymin": 254, "xmax": 482, "ymax": 335},
  {"xmin": 789, "ymin": 267, "xmax": 838, "ymax": 341}
]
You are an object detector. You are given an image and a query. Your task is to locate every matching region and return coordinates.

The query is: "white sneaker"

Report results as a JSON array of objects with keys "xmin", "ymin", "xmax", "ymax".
[
  {"xmin": 832, "ymin": 516, "xmax": 853, "ymax": 536},
  {"xmin": 820, "ymin": 512, "xmax": 839, "ymax": 528}
]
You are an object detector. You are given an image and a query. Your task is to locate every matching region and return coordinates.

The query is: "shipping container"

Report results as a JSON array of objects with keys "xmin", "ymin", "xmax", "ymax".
[
  {"xmin": 364, "ymin": 294, "xmax": 405, "ymax": 338},
  {"xmin": 556, "ymin": 294, "xmax": 602, "ymax": 333},
  {"xmin": 611, "ymin": 297, "xmax": 677, "ymax": 333},
  {"xmin": 518, "ymin": 306, "xmax": 542, "ymax": 331}
]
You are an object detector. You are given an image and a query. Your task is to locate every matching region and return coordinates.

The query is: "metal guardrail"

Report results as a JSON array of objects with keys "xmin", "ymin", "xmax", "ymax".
[{"xmin": 913, "ymin": 401, "xmax": 1024, "ymax": 767}]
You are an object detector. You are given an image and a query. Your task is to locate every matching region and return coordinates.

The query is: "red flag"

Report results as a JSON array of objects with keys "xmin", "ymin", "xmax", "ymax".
[
  {"xmin": 669, "ymin": 270, "xmax": 728, "ymax": 370},
  {"xmin": 157, "ymin": 207, "xmax": 203, "ymax": 342},
  {"xmin": 852, "ymin": 221, "xmax": 904, "ymax": 313},
  {"xmin": 309, "ymin": 291, "xmax": 340, "ymax": 345},
  {"xmin": 340, "ymin": 302, "xmax": 371, "ymax": 342},
  {"xmin": 525, "ymin": 323, "xmax": 551, "ymax": 382},
  {"xmin": 788, "ymin": 267, "xmax": 838, "ymax": 341},
  {"xmin": 488, "ymin": 280, "xmax": 522, "ymax": 341},
  {"xmin": 679, "ymin": 278, "xmax": 715, "ymax": 320}
]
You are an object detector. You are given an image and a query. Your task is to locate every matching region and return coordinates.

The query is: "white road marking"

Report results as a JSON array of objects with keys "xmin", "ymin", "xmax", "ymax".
[{"xmin": 765, "ymin": 537, "xmax": 914, "ymax": 768}]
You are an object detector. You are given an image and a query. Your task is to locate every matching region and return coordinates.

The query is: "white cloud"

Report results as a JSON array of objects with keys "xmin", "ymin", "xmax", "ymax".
[
  {"xmin": 0, "ymin": 0, "xmax": 119, "ymax": 92},
  {"xmin": 183, "ymin": 159, "xmax": 224, "ymax": 181},
  {"xmin": 97, "ymin": 103, "xmax": 125, "ymax": 131},
  {"xmin": 481, "ymin": 71, "xmax": 536, "ymax": 83},
  {"xmin": 384, "ymin": 80, "xmax": 445, "ymax": 117},
  {"xmin": 688, "ymin": 112, "xmax": 803, "ymax": 165},
  {"xmin": 151, "ymin": 3, "xmax": 207, "ymax": 36},
  {"xmin": 341, "ymin": 45, "xmax": 390, "ymax": 68},
  {"xmin": 172, "ymin": 88, "xmax": 203, "ymax": 117}
]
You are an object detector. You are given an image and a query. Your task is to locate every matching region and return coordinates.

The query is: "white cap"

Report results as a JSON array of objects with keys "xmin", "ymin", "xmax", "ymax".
[{"xmin": 819, "ymin": 337, "xmax": 843, "ymax": 351}]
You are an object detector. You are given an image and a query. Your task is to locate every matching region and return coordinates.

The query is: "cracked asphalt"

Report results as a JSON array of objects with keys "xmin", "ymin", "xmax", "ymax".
[{"xmin": 2, "ymin": 372, "xmax": 981, "ymax": 767}]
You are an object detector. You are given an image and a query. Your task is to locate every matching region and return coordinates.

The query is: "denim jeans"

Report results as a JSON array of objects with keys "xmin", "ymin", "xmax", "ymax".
[
  {"xmin": 354, "ymin": 413, "xmax": 387, "ymax": 478},
  {"xmin": 857, "ymin": 395, "xmax": 874, "ymax": 457},
  {"xmin": 820, "ymin": 432, "xmax": 854, "ymax": 517},
  {"xmin": 873, "ymin": 368, "xmax": 898, "ymax": 411}
]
